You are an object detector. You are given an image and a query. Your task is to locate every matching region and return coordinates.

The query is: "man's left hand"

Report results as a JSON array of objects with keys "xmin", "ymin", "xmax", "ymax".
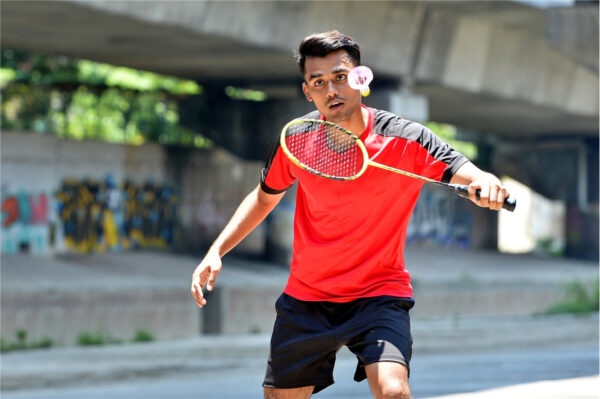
[{"xmin": 467, "ymin": 173, "xmax": 509, "ymax": 211}]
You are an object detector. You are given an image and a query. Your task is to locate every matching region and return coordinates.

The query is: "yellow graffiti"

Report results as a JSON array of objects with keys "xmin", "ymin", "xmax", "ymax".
[{"xmin": 56, "ymin": 177, "xmax": 179, "ymax": 253}]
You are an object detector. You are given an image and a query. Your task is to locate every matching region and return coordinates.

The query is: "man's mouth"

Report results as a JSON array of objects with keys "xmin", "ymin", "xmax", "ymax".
[{"xmin": 328, "ymin": 100, "xmax": 344, "ymax": 110}]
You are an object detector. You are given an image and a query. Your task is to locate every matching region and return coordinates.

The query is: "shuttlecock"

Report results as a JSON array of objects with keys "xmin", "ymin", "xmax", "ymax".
[{"xmin": 348, "ymin": 66, "xmax": 373, "ymax": 97}]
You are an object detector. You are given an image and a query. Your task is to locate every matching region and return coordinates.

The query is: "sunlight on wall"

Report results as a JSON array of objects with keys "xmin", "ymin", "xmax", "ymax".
[{"xmin": 498, "ymin": 177, "xmax": 566, "ymax": 256}]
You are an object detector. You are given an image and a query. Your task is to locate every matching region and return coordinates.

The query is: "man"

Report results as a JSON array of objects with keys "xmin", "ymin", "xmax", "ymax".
[{"xmin": 191, "ymin": 31, "xmax": 509, "ymax": 399}]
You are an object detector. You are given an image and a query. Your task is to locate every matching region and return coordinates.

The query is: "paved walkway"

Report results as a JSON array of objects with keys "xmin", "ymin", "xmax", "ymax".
[
  {"xmin": 1, "ymin": 248, "xmax": 598, "ymax": 397},
  {"xmin": 1, "ymin": 312, "xmax": 598, "ymax": 397},
  {"xmin": 425, "ymin": 376, "xmax": 599, "ymax": 399}
]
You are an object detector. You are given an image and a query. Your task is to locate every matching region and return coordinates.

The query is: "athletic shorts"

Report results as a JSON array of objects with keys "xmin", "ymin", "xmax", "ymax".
[{"xmin": 263, "ymin": 293, "xmax": 414, "ymax": 394}]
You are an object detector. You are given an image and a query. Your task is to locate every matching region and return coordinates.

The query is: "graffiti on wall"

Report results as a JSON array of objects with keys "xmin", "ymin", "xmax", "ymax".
[
  {"xmin": 406, "ymin": 186, "xmax": 473, "ymax": 248},
  {"xmin": 1, "ymin": 190, "xmax": 51, "ymax": 254},
  {"xmin": 1, "ymin": 176, "xmax": 181, "ymax": 255},
  {"xmin": 55, "ymin": 176, "xmax": 180, "ymax": 253}
]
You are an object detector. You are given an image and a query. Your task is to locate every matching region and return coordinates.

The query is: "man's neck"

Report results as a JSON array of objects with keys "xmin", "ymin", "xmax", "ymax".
[{"xmin": 336, "ymin": 106, "xmax": 369, "ymax": 137}]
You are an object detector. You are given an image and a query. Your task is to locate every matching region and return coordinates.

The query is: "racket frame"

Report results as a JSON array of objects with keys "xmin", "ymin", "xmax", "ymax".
[{"xmin": 280, "ymin": 119, "xmax": 369, "ymax": 181}]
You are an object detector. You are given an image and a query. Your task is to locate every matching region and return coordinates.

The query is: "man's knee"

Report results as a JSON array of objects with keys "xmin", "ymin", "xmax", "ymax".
[
  {"xmin": 365, "ymin": 361, "xmax": 411, "ymax": 399},
  {"xmin": 379, "ymin": 378, "xmax": 411, "ymax": 399},
  {"xmin": 263, "ymin": 386, "xmax": 314, "ymax": 399}
]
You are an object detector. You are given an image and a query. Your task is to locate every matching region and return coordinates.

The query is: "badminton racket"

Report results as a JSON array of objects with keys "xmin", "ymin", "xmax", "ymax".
[{"xmin": 280, "ymin": 119, "xmax": 516, "ymax": 212}]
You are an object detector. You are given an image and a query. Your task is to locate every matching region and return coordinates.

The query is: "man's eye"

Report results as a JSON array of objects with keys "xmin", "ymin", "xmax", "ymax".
[
  {"xmin": 314, "ymin": 80, "xmax": 324, "ymax": 86},
  {"xmin": 336, "ymin": 74, "xmax": 346, "ymax": 81}
]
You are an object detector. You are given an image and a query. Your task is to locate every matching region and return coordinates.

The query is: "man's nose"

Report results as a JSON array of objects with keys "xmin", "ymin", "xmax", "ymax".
[{"xmin": 326, "ymin": 81, "xmax": 339, "ymax": 98}]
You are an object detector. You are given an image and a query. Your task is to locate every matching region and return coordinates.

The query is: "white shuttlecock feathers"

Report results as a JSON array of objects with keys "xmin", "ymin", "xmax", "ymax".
[{"xmin": 348, "ymin": 66, "xmax": 373, "ymax": 97}]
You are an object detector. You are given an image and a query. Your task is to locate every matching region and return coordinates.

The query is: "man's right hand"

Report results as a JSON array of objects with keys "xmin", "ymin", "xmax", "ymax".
[{"xmin": 191, "ymin": 251, "xmax": 222, "ymax": 308}]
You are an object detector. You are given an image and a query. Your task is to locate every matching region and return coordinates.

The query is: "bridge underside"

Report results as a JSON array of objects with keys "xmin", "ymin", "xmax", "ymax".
[{"xmin": 2, "ymin": 0, "xmax": 597, "ymax": 139}]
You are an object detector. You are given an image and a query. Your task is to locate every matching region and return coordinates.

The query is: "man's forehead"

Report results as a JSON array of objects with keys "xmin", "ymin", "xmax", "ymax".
[{"xmin": 304, "ymin": 51, "xmax": 354, "ymax": 77}]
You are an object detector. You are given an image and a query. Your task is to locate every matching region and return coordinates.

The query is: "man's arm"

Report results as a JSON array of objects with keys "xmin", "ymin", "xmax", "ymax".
[
  {"xmin": 450, "ymin": 161, "xmax": 508, "ymax": 211},
  {"xmin": 191, "ymin": 185, "xmax": 285, "ymax": 308}
]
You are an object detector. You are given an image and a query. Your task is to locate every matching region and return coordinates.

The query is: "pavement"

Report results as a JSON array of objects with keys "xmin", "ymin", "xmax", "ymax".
[
  {"xmin": 425, "ymin": 376, "xmax": 599, "ymax": 399},
  {"xmin": 1, "ymin": 247, "xmax": 599, "ymax": 398}
]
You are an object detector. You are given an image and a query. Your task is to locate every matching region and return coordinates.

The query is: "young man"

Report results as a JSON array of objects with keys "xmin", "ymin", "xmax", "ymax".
[{"xmin": 191, "ymin": 31, "xmax": 509, "ymax": 399}]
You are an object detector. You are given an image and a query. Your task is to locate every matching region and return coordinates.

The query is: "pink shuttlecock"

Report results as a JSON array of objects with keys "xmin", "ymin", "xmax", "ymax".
[{"xmin": 348, "ymin": 66, "xmax": 373, "ymax": 97}]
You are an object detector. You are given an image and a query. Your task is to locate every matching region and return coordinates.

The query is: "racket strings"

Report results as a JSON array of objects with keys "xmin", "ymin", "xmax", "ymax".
[{"xmin": 285, "ymin": 121, "xmax": 364, "ymax": 179}]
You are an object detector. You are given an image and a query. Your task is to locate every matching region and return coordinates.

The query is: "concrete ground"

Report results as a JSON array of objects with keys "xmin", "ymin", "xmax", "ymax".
[
  {"xmin": 1, "ymin": 314, "xmax": 598, "ymax": 398},
  {"xmin": 1, "ymin": 247, "xmax": 598, "ymax": 398}
]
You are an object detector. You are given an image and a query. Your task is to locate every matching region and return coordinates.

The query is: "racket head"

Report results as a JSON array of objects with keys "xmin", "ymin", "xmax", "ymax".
[{"xmin": 280, "ymin": 119, "xmax": 369, "ymax": 181}]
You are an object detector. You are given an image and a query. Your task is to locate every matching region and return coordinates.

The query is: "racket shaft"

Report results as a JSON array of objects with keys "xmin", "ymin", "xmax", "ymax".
[
  {"xmin": 368, "ymin": 161, "xmax": 516, "ymax": 212},
  {"xmin": 367, "ymin": 160, "xmax": 439, "ymax": 184}
]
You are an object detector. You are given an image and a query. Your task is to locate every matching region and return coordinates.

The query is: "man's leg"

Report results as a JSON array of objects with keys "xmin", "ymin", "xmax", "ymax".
[
  {"xmin": 264, "ymin": 386, "xmax": 314, "ymax": 399},
  {"xmin": 365, "ymin": 361, "xmax": 411, "ymax": 399}
]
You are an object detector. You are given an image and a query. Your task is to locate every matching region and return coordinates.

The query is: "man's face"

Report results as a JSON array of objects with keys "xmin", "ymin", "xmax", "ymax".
[{"xmin": 302, "ymin": 50, "xmax": 362, "ymax": 123}]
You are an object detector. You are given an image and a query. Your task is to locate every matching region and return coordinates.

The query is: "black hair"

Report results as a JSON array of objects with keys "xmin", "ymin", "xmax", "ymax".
[{"xmin": 296, "ymin": 30, "xmax": 361, "ymax": 76}]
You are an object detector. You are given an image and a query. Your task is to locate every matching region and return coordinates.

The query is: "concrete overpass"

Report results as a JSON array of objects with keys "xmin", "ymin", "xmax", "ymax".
[{"xmin": 2, "ymin": 0, "xmax": 597, "ymax": 138}]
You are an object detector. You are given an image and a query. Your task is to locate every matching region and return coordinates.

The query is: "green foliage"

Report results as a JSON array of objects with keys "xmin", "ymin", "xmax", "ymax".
[
  {"xmin": 1, "ymin": 49, "xmax": 200, "ymax": 94},
  {"xmin": 131, "ymin": 329, "xmax": 155, "ymax": 343},
  {"xmin": 0, "ymin": 329, "xmax": 54, "ymax": 352},
  {"xmin": 0, "ymin": 48, "xmax": 210, "ymax": 148},
  {"xmin": 225, "ymin": 86, "xmax": 267, "ymax": 101},
  {"xmin": 424, "ymin": 122, "xmax": 478, "ymax": 160},
  {"xmin": 1, "ymin": 49, "xmax": 79, "ymax": 85},
  {"xmin": 77, "ymin": 331, "xmax": 122, "ymax": 346},
  {"xmin": 545, "ymin": 281, "xmax": 599, "ymax": 315},
  {"xmin": 78, "ymin": 60, "xmax": 201, "ymax": 94},
  {"xmin": 77, "ymin": 329, "xmax": 157, "ymax": 346}
]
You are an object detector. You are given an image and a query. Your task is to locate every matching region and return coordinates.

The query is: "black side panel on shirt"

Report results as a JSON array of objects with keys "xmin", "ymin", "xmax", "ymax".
[
  {"xmin": 260, "ymin": 140, "xmax": 288, "ymax": 194},
  {"xmin": 372, "ymin": 109, "xmax": 468, "ymax": 183}
]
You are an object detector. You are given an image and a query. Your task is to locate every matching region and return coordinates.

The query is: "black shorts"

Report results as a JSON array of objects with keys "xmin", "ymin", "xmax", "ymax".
[{"xmin": 263, "ymin": 294, "xmax": 414, "ymax": 394}]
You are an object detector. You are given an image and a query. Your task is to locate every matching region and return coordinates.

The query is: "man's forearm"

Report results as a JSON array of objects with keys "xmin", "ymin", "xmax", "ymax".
[{"xmin": 450, "ymin": 161, "xmax": 486, "ymax": 185}]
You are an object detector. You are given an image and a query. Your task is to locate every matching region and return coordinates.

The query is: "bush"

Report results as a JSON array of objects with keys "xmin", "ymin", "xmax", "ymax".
[{"xmin": 545, "ymin": 281, "xmax": 599, "ymax": 314}]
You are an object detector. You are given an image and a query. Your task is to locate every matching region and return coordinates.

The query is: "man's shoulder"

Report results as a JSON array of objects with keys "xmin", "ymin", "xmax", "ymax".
[
  {"xmin": 296, "ymin": 110, "xmax": 322, "ymax": 120},
  {"xmin": 371, "ymin": 108, "xmax": 426, "ymax": 140}
]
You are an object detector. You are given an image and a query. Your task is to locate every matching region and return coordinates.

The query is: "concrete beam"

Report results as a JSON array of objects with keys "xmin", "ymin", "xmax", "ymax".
[
  {"xmin": 547, "ymin": 5, "xmax": 599, "ymax": 71},
  {"xmin": 1, "ymin": 0, "xmax": 597, "ymax": 138},
  {"xmin": 414, "ymin": 9, "xmax": 598, "ymax": 120}
]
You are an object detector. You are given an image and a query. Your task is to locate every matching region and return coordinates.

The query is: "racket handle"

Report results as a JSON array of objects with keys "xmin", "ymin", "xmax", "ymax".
[{"xmin": 450, "ymin": 184, "xmax": 517, "ymax": 212}]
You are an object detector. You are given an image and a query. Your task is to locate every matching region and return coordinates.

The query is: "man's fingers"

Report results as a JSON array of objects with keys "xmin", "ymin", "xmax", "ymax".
[
  {"xmin": 191, "ymin": 282, "xmax": 206, "ymax": 308},
  {"xmin": 478, "ymin": 184, "xmax": 490, "ymax": 208},
  {"xmin": 198, "ymin": 268, "xmax": 210, "ymax": 287},
  {"xmin": 207, "ymin": 269, "xmax": 220, "ymax": 291},
  {"xmin": 191, "ymin": 267, "xmax": 211, "ymax": 308},
  {"xmin": 191, "ymin": 279, "xmax": 207, "ymax": 307},
  {"xmin": 468, "ymin": 175, "xmax": 509, "ymax": 211},
  {"xmin": 489, "ymin": 184, "xmax": 499, "ymax": 210},
  {"xmin": 190, "ymin": 254, "xmax": 223, "ymax": 308},
  {"xmin": 492, "ymin": 186, "xmax": 506, "ymax": 211},
  {"xmin": 499, "ymin": 186, "xmax": 509, "ymax": 210},
  {"xmin": 467, "ymin": 184, "xmax": 479, "ymax": 204}
]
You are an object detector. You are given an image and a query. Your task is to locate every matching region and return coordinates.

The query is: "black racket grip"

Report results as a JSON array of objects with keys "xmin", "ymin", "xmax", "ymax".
[{"xmin": 450, "ymin": 184, "xmax": 516, "ymax": 212}]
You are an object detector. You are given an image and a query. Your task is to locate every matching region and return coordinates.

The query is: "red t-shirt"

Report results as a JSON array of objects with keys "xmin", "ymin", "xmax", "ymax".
[{"xmin": 261, "ymin": 107, "xmax": 468, "ymax": 302}]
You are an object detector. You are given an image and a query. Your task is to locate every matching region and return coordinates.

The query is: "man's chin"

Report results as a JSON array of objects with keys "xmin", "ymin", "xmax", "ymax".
[{"xmin": 322, "ymin": 109, "xmax": 353, "ymax": 123}]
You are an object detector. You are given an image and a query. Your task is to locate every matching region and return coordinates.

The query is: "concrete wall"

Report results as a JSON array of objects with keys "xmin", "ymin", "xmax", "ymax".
[
  {"xmin": 0, "ymin": 131, "xmax": 265, "ymax": 256},
  {"xmin": 1, "ymin": 287, "xmax": 197, "ymax": 345}
]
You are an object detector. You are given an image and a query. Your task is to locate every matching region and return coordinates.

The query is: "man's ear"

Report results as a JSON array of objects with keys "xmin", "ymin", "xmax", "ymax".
[{"xmin": 302, "ymin": 82, "xmax": 313, "ymax": 102}]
